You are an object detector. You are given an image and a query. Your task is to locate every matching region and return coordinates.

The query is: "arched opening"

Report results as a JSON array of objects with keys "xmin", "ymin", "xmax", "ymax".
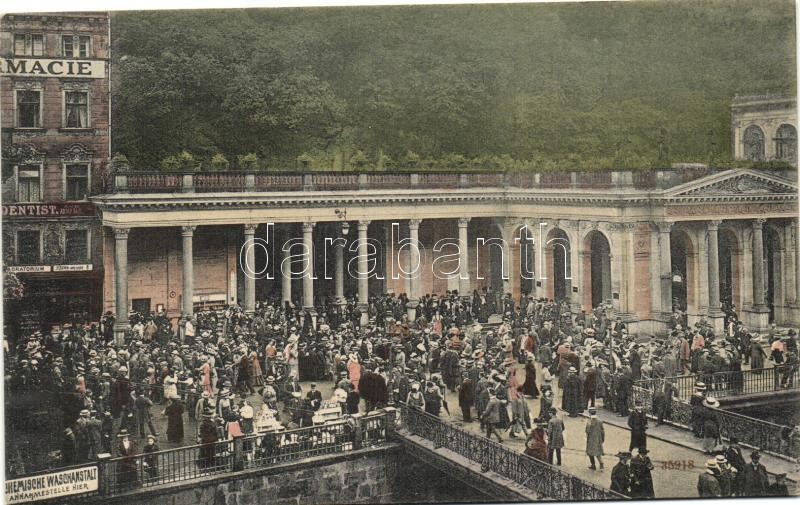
[
  {"xmin": 517, "ymin": 225, "xmax": 535, "ymax": 298},
  {"xmin": 546, "ymin": 228, "xmax": 571, "ymax": 302},
  {"xmin": 718, "ymin": 229, "xmax": 741, "ymax": 313},
  {"xmin": 670, "ymin": 228, "xmax": 695, "ymax": 313},
  {"xmin": 743, "ymin": 125, "xmax": 765, "ymax": 161},
  {"xmin": 764, "ymin": 226, "xmax": 782, "ymax": 323},
  {"xmin": 775, "ymin": 124, "xmax": 797, "ymax": 162},
  {"xmin": 583, "ymin": 230, "xmax": 611, "ymax": 308}
]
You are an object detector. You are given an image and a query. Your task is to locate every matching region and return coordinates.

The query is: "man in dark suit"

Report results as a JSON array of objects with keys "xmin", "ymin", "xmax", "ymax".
[
  {"xmin": 740, "ymin": 451, "xmax": 769, "ymax": 497},
  {"xmin": 481, "ymin": 388, "xmax": 503, "ymax": 442}
]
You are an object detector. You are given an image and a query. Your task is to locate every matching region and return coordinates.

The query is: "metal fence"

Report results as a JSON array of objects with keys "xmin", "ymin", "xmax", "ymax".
[
  {"xmin": 636, "ymin": 366, "xmax": 800, "ymax": 400},
  {"xmin": 94, "ymin": 409, "xmax": 393, "ymax": 496},
  {"xmin": 397, "ymin": 403, "xmax": 626, "ymax": 501},
  {"xmin": 632, "ymin": 386, "xmax": 799, "ymax": 460}
]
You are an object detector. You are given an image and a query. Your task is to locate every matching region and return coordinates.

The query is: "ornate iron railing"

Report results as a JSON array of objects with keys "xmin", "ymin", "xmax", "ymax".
[
  {"xmin": 635, "ymin": 366, "xmax": 799, "ymax": 400},
  {"xmin": 104, "ymin": 410, "xmax": 392, "ymax": 494},
  {"xmin": 632, "ymin": 386, "xmax": 798, "ymax": 460},
  {"xmin": 397, "ymin": 403, "xmax": 625, "ymax": 501},
  {"xmin": 8, "ymin": 409, "xmax": 394, "ymax": 498}
]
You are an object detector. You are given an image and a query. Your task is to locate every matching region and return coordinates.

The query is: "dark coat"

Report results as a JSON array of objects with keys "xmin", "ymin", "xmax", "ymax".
[
  {"xmin": 740, "ymin": 462, "xmax": 769, "ymax": 497},
  {"xmin": 697, "ymin": 473, "xmax": 722, "ymax": 497},
  {"xmin": 630, "ymin": 456, "xmax": 655, "ymax": 498},
  {"xmin": 482, "ymin": 397, "xmax": 501, "ymax": 424},
  {"xmin": 627, "ymin": 411, "xmax": 648, "ymax": 450},
  {"xmin": 585, "ymin": 418, "xmax": 604, "ymax": 456},
  {"xmin": 458, "ymin": 379, "xmax": 475, "ymax": 407},
  {"xmin": 165, "ymin": 400, "xmax": 185, "ymax": 442},
  {"xmin": 111, "ymin": 378, "xmax": 132, "ymax": 418},
  {"xmin": 611, "ymin": 462, "xmax": 631, "ymax": 496},
  {"xmin": 561, "ymin": 374, "xmax": 584, "ymax": 416}
]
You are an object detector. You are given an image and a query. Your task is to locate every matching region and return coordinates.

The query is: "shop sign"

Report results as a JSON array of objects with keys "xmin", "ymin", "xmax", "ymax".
[
  {"xmin": 2, "ymin": 202, "xmax": 95, "ymax": 219},
  {"xmin": 6, "ymin": 265, "xmax": 51, "ymax": 273},
  {"xmin": 53, "ymin": 264, "xmax": 93, "ymax": 272},
  {"xmin": 0, "ymin": 58, "xmax": 105, "ymax": 78},
  {"xmin": 5, "ymin": 465, "xmax": 98, "ymax": 504}
]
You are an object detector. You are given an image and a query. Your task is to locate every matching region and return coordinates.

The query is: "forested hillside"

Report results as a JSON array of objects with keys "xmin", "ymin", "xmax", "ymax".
[{"xmin": 111, "ymin": 0, "xmax": 796, "ymax": 171}]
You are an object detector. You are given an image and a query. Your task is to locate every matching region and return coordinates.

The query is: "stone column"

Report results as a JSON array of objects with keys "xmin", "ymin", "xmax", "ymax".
[
  {"xmin": 408, "ymin": 219, "xmax": 422, "ymax": 299},
  {"xmin": 302, "ymin": 221, "xmax": 315, "ymax": 310},
  {"xmin": 357, "ymin": 220, "xmax": 371, "ymax": 307},
  {"xmin": 113, "ymin": 227, "xmax": 130, "ymax": 344},
  {"xmin": 243, "ymin": 224, "xmax": 257, "ymax": 313},
  {"xmin": 656, "ymin": 221, "xmax": 673, "ymax": 318},
  {"xmin": 752, "ymin": 218, "xmax": 767, "ymax": 310},
  {"xmin": 458, "ymin": 217, "xmax": 470, "ymax": 296},
  {"xmin": 707, "ymin": 220, "xmax": 722, "ymax": 315},
  {"xmin": 706, "ymin": 220, "xmax": 725, "ymax": 333},
  {"xmin": 795, "ymin": 218, "xmax": 800, "ymax": 304},
  {"xmin": 335, "ymin": 224, "xmax": 346, "ymax": 304},
  {"xmin": 181, "ymin": 226, "xmax": 196, "ymax": 319},
  {"xmin": 281, "ymin": 229, "xmax": 292, "ymax": 304}
]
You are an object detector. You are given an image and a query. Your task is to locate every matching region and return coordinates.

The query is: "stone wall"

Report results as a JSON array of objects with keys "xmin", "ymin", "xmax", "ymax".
[
  {"xmin": 83, "ymin": 447, "xmax": 396, "ymax": 505},
  {"xmin": 72, "ymin": 443, "xmax": 495, "ymax": 505}
]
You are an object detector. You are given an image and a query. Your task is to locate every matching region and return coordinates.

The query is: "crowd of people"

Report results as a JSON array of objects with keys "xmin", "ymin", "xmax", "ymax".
[{"xmin": 4, "ymin": 288, "xmax": 797, "ymax": 497}]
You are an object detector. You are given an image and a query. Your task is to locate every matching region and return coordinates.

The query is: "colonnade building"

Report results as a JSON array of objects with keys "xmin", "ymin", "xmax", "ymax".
[{"xmin": 91, "ymin": 164, "xmax": 799, "ymax": 340}]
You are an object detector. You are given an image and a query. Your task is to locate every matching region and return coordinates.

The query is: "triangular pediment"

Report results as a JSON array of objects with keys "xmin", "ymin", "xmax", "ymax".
[{"xmin": 665, "ymin": 169, "xmax": 798, "ymax": 198}]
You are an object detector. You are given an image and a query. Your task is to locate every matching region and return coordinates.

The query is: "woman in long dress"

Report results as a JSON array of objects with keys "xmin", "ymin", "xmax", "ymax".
[
  {"xmin": 163, "ymin": 398, "xmax": 185, "ymax": 443},
  {"xmin": 249, "ymin": 349, "xmax": 264, "ymax": 387},
  {"xmin": 751, "ymin": 337, "xmax": 767, "ymax": 371},
  {"xmin": 348, "ymin": 354, "xmax": 362, "ymax": 391}
]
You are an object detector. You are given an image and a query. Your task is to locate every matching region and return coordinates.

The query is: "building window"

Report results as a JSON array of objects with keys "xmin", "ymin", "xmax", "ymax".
[
  {"xmin": 16, "ymin": 90, "xmax": 41, "ymax": 128},
  {"xmin": 62, "ymin": 35, "xmax": 90, "ymax": 58},
  {"xmin": 65, "ymin": 164, "xmax": 89, "ymax": 200},
  {"xmin": 775, "ymin": 124, "xmax": 797, "ymax": 162},
  {"xmin": 132, "ymin": 298, "xmax": 151, "ymax": 315},
  {"xmin": 65, "ymin": 91, "xmax": 89, "ymax": 128},
  {"xmin": 65, "ymin": 229, "xmax": 89, "ymax": 263},
  {"xmin": 17, "ymin": 230, "xmax": 41, "ymax": 264},
  {"xmin": 743, "ymin": 125, "xmax": 765, "ymax": 161},
  {"xmin": 17, "ymin": 165, "xmax": 41, "ymax": 202},
  {"xmin": 14, "ymin": 33, "xmax": 44, "ymax": 56}
]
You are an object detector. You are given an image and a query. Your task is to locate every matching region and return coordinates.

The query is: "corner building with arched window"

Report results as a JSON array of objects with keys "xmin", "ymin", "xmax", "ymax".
[{"xmin": 732, "ymin": 95, "xmax": 797, "ymax": 163}]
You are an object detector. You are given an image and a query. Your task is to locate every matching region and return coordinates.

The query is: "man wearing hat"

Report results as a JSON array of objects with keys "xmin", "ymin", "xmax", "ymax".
[
  {"xmin": 585, "ymin": 406, "xmax": 605, "ymax": 470},
  {"xmin": 546, "ymin": 408, "xmax": 565, "ymax": 465},
  {"xmin": 740, "ymin": 450, "xmax": 769, "ymax": 497},
  {"xmin": 561, "ymin": 366, "xmax": 584, "ymax": 417},
  {"xmin": 724, "ymin": 437, "xmax": 746, "ymax": 496},
  {"xmin": 701, "ymin": 397, "xmax": 720, "ymax": 453},
  {"xmin": 481, "ymin": 388, "xmax": 503, "ymax": 443},
  {"xmin": 697, "ymin": 459, "xmax": 722, "ymax": 497},
  {"xmin": 627, "ymin": 402, "xmax": 648, "ymax": 452},
  {"xmin": 690, "ymin": 382, "xmax": 707, "ymax": 437},
  {"xmin": 457, "ymin": 371, "xmax": 475, "ymax": 422},
  {"xmin": 116, "ymin": 429, "xmax": 139, "ymax": 488},
  {"xmin": 610, "ymin": 452, "xmax": 632, "ymax": 497}
]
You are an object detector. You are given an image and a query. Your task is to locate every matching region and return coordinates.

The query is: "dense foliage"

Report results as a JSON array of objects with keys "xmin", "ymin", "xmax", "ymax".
[{"xmin": 111, "ymin": 0, "xmax": 796, "ymax": 171}]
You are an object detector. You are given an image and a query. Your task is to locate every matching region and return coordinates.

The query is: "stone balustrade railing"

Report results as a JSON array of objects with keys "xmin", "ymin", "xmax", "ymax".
[{"xmin": 106, "ymin": 165, "xmax": 791, "ymax": 195}]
